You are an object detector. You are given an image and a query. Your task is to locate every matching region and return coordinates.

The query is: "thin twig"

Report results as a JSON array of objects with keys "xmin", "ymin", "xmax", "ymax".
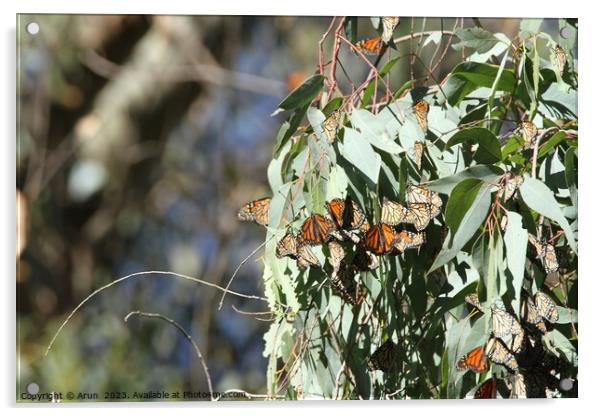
[
  {"xmin": 124, "ymin": 310, "xmax": 214, "ymax": 399},
  {"xmin": 218, "ymin": 238, "xmax": 270, "ymax": 310},
  {"xmin": 45, "ymin": 270, "xmax": 276, "ymax": 356}
]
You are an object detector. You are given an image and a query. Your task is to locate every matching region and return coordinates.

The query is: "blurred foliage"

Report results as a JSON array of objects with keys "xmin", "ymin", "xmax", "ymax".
[{"xmin": 254, "ymin": 17, "xmax": 577, "ymax": 399}]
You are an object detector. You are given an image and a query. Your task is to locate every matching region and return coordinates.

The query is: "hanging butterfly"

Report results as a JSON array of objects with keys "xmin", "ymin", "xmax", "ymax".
[
  {"xmin": 393, "ymin": 230, "xmax": 425, "ymax": 254},
  {"xmin": 299, "ymin": 213, "xmax": 335, "ymax": 246},
  {"xmin": 554, "ymin": 44, "xmax": 567, "ymax": 73},
  {"xmin": 327, "ymin": 240, "xmax": 346, "ymax": 276},
  {"xmin": 412, "ymin": 100, "xmax": 430, "ymax": 132},
  {"xmin": 325, "ymin": 196, "xmax": 368, "ymax": 232},
  {"xmin": 474, "ymin": 376, "xmax": 497, "ymax": 399},
  {"xmin": 353, "ymin": 245, "xmax": 379, "ymax": 271},
  {"xmin": 485, "ymin": 337, "xmax": 519, "ymax": 373},
  {"xmin": 534, "ymin": 291, "xmax": 559, "ymax": 323},
  {"xmin": 361, "ymin": 223, "xmax": 398, "ymax": 255},
  {"xmin": 355, "ymin": 36, "xmax": 386, "ymax": 55},
  {"xmin": 510, "ymin": 373, "xmax": 527, "ymax": 399},
  {"xmin": 331, "ymin": 262, "xmax": 359, "ymax": 305},
  {"xmin": 321, "ymin": 109, "xmax": 341, "ymax": 143},
  {"xmin": 457, "ymin": 346, "xmax": 489, "ymax": 373},
  {"xmin": 295, "ymin": 242, "xmax": 321, "ymax": 270},
  {"xmin": 276, "ymin": 231, "xmax": 298, "ymax": 259},
  {"xmin": 491, "ymin": 304, "xmax": 525, "ymax": 353},
  {"xmin": 512, "ymin": 45, "xmax": 525, "ymax": 63},
  {"xmin": 528, "ymin": 234, "xmax": 559, "ymax": 274},
  {"xmin": 381, "ymin": 198, "xmax": 434, "ymax": 231},
  {"xmin": 367, "ymin": 339, "xmax": 400, "ymax": 373},
  {"xmin": 502, "ymin": 173, "xmax": 524, "ymax": 202},
  {"xmin": 237, "ymin": 197, "xmax": 271, "ymax": 227},
  {"xmin": 465, "ymin": 293, "xmax": 484, "ymax": 313},
  {"xmin": 521, "ymin": 293, "xmax": 548, "ymax": 334},
  {"xmin": 413, "ymin": 141, "xmax": 424, "ymax": 170},
  {"xmin": 519, "ymin": 121, "xmax": 538, "ymax": 148},
  {"xmin": 381, "ymin": 16, "xmax": 399, "ymax": 43},
  {"xmin": 406, "ymin": 184, "xmax": 442, "ymax": 216}
]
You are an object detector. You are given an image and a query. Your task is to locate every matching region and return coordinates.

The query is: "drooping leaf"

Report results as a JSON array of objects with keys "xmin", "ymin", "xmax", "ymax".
[
  {"xmin": 273, "ymin": 74, "xmax": 325, "ymax": 115},
  {"xmin": 446, "ymin": 127, "xmax": 502, "ymax": 164}
]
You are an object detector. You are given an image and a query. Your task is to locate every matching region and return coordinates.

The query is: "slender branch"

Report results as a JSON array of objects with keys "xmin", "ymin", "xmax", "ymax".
[
  {"xmin": 45, "ymin": 270, "xmax": 276, "ymax": 356},
  {"xmin": 218, "ymin": 238, "xmax": 270, "ymax": 310},
  {"xmin": 124, "ymin": 310, "xmax": 213, "ymax": 399}
]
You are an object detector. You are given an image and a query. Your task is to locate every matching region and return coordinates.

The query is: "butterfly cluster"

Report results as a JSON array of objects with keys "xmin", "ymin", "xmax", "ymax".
[{"xmin": 458, "ymin": 291, "xmax": 568, "ymax": 398}]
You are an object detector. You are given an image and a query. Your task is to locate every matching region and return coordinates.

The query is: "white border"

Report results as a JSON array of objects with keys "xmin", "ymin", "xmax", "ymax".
[{"xmin": 2, "ymin": 1, "xmax": 598, "ymax": 415}]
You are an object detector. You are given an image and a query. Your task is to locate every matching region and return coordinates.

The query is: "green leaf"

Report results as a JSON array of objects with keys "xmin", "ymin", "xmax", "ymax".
[
  {"xmin": 453, "ymin": 27, "xmax": 500, "ymax": 54},
  {"xmin": 429, "ymin": 183, "xmax": 492, "ymax": 273},
  {"xmin": 273, "ymin": 103, "xmax": 311, "ymax": 156},
  {"xmin": 519, "ymin": 177, "xmax": 577, "ymax": 254},
  {"xmin": 345, "ymin": 17, "xmax": 357, "ymax": 44},
  {"xmin": 350, "ymin": 109, "xmax": 403, "ymax": 154},
  {"xmin": 564, "ymin": 146, "xmax": 577, "ymax": 207},
  {"xmin": 273, "ymin": 74, "xmax": 325, "ymax": 115},
  {"xmin": 445, "ymin": 178, "xmax": 483, "ymax": 237},
  {"xmin": 503, "ymin": 212, "xmax": 528, "ymax": 314},
  {"xmin": 340, "ymin": 127, "xmax": 382, "ymax": 184},
  {"xmin": 427, "ymin": 165, "xmax": 503, "ymax": 195},
  {"xmin": 393, "ymin": 79, "xmax": 417, "ymax": 99},
  {"xmin": 446, "ymin": 127, "xmax": 502, "ymax": 164},
  {"xmin": 537, "ymin": 131, "xmax": 566, "ymax": 158},
  {"xmin": 556, "ymin": 306, "xmax": 578, "ymax": 324},
  {"xmin": 443, "ymin": 62, "xmax": 516, "ymax": 106}
]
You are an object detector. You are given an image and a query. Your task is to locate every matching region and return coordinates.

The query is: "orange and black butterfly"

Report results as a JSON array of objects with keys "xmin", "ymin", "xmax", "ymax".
[
  {"xmin": 331, "ymin": 262, "xmax": 358, "ymax": 305},
  {"xmin": 326, "ymin": 196, "xmax": 368, "ymax": 232},
  {"xmin": 237, "ymin": 197, "xmax": 271, "ymax": 227},
  {"xmin": 381, "ymin": 17, "xmax": 399, "ymax": 43},
  {"xmin": 519, "ymin": 121, "xmax": 537, "ymax": 148},
  {"xmin": 322, "ymin": 109, "xmax": 341, "ymax": 143},
  {"xmin": 554, "ymin": 44, "xmax": 567, "ymax": 72},
  {"xmin": 474, "ymin": 376, "xmax": 497, "ymax": 399},
  {"xmin": 368, "ymin": 339, "xmax": 400, "ymax": 373},
  {"xmin": 486, "ymin": 337, "xmax": 519, "ymax": 372},
  {"xmin": 296, "ymin": 243, "xmax": 321, "ymax": 270},
  {"xmin": 528, "ymin": 234, "xmax": 559, "ymax": 274},
  {"xmin": 406, "ymin": 184, "xmax": 443, "ymax": 215},
  {"xmin": 412, "ymin": 100, "xmax": 429, "ymax": 132},
  {"xmin": 353, "ymin": 245, "xmax": 379, "ymax": 271},
  {"xmin": 414, "ymin": 141, "xmax": 424, "ymax": 170},
  {"xmin": 276, "ymin": 232, "xmax": 298, "ymax": 259},
  {"xmin": 393, "ymin": 230, "xmax": 425, "ymax": 254},
  {"xmin": 457, "ymin": 346, "xmax": 489, "ymax": 373},
  {"xmin": 299, "ymin": 213, "xmax": 335, "ymax": 246},
  {"xmin": 355, "ymin": 36, "xmax": 386, "ymax": 55},
  {"xmin": 362, "ymin": 223, "xmax": 397, "ymax": 255}
]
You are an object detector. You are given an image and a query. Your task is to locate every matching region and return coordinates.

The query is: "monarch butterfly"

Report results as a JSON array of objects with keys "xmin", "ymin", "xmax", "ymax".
[
  {"xmin": 519, "ymin": 121, "xmax": 537, "ymax": 148},
  {"xmin": 412, "ymin": 100, "xmax": 429, "ymax": 132},
  {"xmin": 393, "ymin": 230, "xmax": 425, "ymax": 253},
  {"xmin": 381, "ymin": 198, "xmax": 433, "ymax": 231},
  {"xmin": 513, "ymin": 45, "xmax": 525, "ymax": 62},
  {"xmin": 406, "ymin": 184, "xmax": 442, "ymax": 215},
  {"xmin": 381, "ymin": 16, "xmax": 399, "ymax": 43},
  {"xmin": 414, "ymin": 141, "xmax": 424, "ymax": 170},
  {"xmin": 322, "ymin": 109, "xmax": 341, "ymax": 143},
  {"xmin": 353, "ymin": 245, "xmax": 379, "ymax": 271},
  {"xmin": 299, "ymin": 213, "xmax": 335, "ymax": 246},
  {"xmin": 528, "ymin": 234, "xmax": 559, "ymax": 274},
  {"xmin": 474, "ymin": 376, "xmax": 497, "ymax": 399},
  {"xmin": 502, "ymin": 173, "xmax": 524, "ymax": 202},
  {"xmin": 486, "ymin": 337, "xmax": 519, "ymax": 372},
  {"xmin": 510, "ymin": 373, "xmax": 527, "ymax": 399},
  {"xmin": 554, "ymin": 44, "xmax": 567, "ymax": 73},
  {"xmin": 465, "ymin": 293, "xmax": 484, "ymax": 313},
  {"xmin": 296, "ymin": 243, "xmax": 321, "ymax": 270},
  {"xmin": 355, "ymin": 36, "xmax": 386, "ymax": 55},
  {"xmin": 457, "ymin": 346, "xmax": 489, "ymax": 373},
  {"xmin": 331, "ymin": 263, "xmax": 358, "ymax": 305},
  {"xmin": 326, "ymin": 196, "xmax": 367, "ymax": 232},
  {"xmin": 327, "ymin": 240, "xmax": 346, "ymax": 276},
  {"xmin": 276, "ymin": 232, "xmax": 298, "ymax": 259},
  {"xmin": 368, "ymin": 339, "xmax": 400, "ymax": 372},
  {"xmin": 534, "ymin": 291, "xmax": 559, "ymax": 323},
  {"xmin": 491, "ymin": 304, "xmax": 523, "ymax": 338},
  {"xmin": 237, "ymin": 197, "xmax": 271, "ymax": 227},
  {"xmin": 521, "ymin": 293, "xmax": 548, "ymax": 334},
  {"xmin": 362, "ymin": 223, "xmax": 397, "ymax": 255}
]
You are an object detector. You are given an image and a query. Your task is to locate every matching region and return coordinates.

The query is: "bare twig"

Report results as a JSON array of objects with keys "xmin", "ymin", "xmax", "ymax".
[
  {"xmin": 124, "ymin": 310, "xmax": 213, "ymax": 399},
  {"xmin": 45, "ymin": 270, "xmax": 277, "ymax": 356},
  {"xmin": 218, "ymin": 238, "xmax": 270, "ymax": 310}
]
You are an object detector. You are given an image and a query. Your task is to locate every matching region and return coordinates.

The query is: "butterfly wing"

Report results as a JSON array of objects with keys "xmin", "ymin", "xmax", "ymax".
[
  {"xmin": 474, "ymin": 377, "xmax": 497, "ymax": 399},
  {"xmin": 326, "ymin": 198, "xmax": 345, "ymax": 229},
  {"xmin": 331, "ymin": 263, "xmax": 358, "ymax": 305},
  {"xmin": 504, "ymin": 174, "xmax": 524, "ymax": 202},
  {"xmin": 406, "ymin": 184, "xmax": 442, "ymax": 214},
  {"xmin": 296, "ymin": 243, "xmax": 321, "ymax": 270},
  {"xmin": 414, "ymin": 141, "xmax": 424, "ymax": 170},
  {"xmin": 519, "ymin": 122, "xmax": 537, "ymax": 148},
  {"xmin": 368, "ymin": 340, "xmax": 399, "ymax": 372},
  {"xmin": 401, "ymin": 203, "xmax": 432, "ymax": 231},
  {"xmin": 353, "ymin": 245, "xmax": 379, "ymax": 271},
  {"xmin": 356, "ymin": 36, "xmax": 385, "ymax": 55},
  {"xmin": 457, "ymin": 346, "xmax": 489, "ymax": 373},
  {"xmin": 554, "ymin": 44, "xmax": 567, "ymax": 72},
  {"xmin": 362, "ymin": 223, "xmax": 396, "ymax": 255},
  {"xmin": 276, "ymin": 232, "xmax": 298, "ymax": 259},
  {"xmin": 381, "ymin": 16, "xmax": 399, "ymax": 43},
  {"xmin": 412, "ymin": 100, "xmax": 429, "ymax": 132},
  {"xmin": 393, "ymin": 230, "xmax": 425, "ymax": 253},
  {"xmin": 381, "ymin": 197, "xmax": 404, "ymax": 226},
  {"xmin": 322, "ymin": 110, "xmax": 340, "ymax": 143},
  {"xmin": 485, "ymin": 337, "xmax": 519, "ymax": 372},
  {"xmin": 237, "ymin": 197, "xmax": 271, "ymax": 226},
  {"xmin": 465, "ymin": 293, "xmax": 484, "ymax": 313},
  {"xmin": 534, "ymin": 291, "xmax": 559, "ymax": 323},
  {"xmin": 300, "ymin": 214, "xmax": 334, "ymax": 245}
]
